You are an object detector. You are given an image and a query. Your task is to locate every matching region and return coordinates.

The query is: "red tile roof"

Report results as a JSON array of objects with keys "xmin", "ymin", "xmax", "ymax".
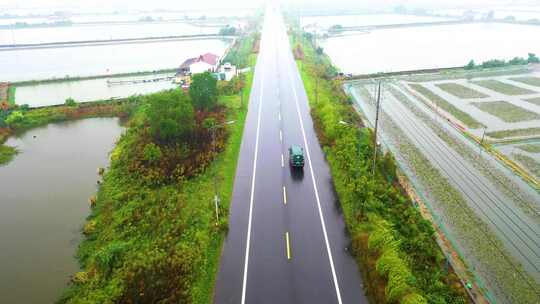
[{"xmin": 180, "ymin": 53, "xmax": 219, "ymax": 69}]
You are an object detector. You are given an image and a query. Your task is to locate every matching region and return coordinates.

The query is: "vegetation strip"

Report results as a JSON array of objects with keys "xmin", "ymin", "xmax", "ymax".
[
  {"xmin": 407, "ymin": 83, "xmax": 484, "ymax": 128},
  {"xmin": 472, "ymin": 79, "xmax": 537, "ymax": 95},
  {"xmin": 471, "ymin": 100, "xmax": 540, "ymax": 122},
  {"xmin": 56, "ymin": 31, "xmax": 258, "ymax": 303},
  {"xmin": 513, "ymin": 153, "xmax": 540, "ymax": 179},
  {"xmin": 435, "ymin": 82, "xmax": 488, "ymax": 99},
  {"xmin": 510, "ymin": 76, "xmax": 540, "ymax": 87},
  {"xmin": 487, "ymin": 127, "xmax": 540, "ymax": 139},
  {"xmin": 291, "ymin": 26, "xmax": 468, "ymax": 304}
]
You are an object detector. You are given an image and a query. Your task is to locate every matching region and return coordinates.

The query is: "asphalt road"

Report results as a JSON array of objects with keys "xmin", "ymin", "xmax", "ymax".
[{"xmin": 213, "ymin": 7, "xmax": 367, "ymax": 304}]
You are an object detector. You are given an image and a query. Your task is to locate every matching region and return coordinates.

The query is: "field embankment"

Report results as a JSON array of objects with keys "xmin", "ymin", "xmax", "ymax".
[
  {"xmin": 289, "ymin": 26, "xmax": 469, "ymax": 304},
  {"xmin": 57, "ymin": 32, "xmax": 258, "ymax": 303}
]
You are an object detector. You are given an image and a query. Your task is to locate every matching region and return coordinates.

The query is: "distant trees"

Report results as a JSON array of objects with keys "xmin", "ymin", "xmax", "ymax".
[
  {"xmin": 219, "ymin": 25, "xmax": 237, "ymax": 36},
  {"xmin": 464, "ymin": 53, "xmax": 540, "ymax": 70},
  {"xmin": 464, "ymin": 60, "xmax": 476, "ymax": 70},
  {"xmin": 65, "ymin": 97, "xmax": 77, "ymax": 107},
  {"xmin": 189, "ymin": 72, "xmax": 218, "ymax": 111},
  {"xmin": 329, "ymin": 24, "xmax": 343, "ymax": 33},
  {"xmin": 528, "ymin": 53, "xmax": 540, "ymax": 63}
]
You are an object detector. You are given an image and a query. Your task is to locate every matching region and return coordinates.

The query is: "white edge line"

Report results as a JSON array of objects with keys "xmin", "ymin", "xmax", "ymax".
[
  {"xmin": 286, "ymin": 49, "xmax": 343, "ymax": 304},
  {"xmin": 240, "ymin": 73, "xmax": 264, "ymax": 304}
]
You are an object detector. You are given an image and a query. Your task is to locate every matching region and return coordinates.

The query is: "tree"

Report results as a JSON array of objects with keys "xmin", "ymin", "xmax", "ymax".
[
  {"xmin": 146, "ymin": 90, "xmax": 195, "ymax": 143},
  {"xmin": 65, "ymin": 97, "xmax": 77, "ymax": 107},
  {"xmin": 527, "ymin": 53, "xmax": 540, "ymax": 63},
  {"xmin": 464, "ymin": 60, "xmax": 476, "ymax": 70},
  {"xmin": 189, "ymin": 72, "xmax": 218, "ymax": 111}
]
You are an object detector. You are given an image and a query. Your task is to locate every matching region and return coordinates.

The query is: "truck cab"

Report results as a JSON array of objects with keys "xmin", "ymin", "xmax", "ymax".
[{"xmin": 288, "ymin": 145, "xmax": 305, "ymax": 168}]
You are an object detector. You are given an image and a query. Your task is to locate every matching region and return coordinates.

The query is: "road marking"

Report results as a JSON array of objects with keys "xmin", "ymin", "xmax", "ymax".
[
  {"xmin": 286, "ymin": 53, "xmax": 343, "ymax": 304},
  {"xmin": 240, "ymin": 72, "xmax": 265, "ymax": 304},
  {"xmin": 285, "ymin": 232, "xmax": 292, "ymax": 260},
  {"xmin": 281, "ymin": 153, "xmax": 285, "ymax": 167},
  {"xmin": 279, "ymin": 130, "xmax": 283, "ymax": 142},
  {"xmin": 278, "ymin": 111, "xmax": 281, "ymax": 121},
  {"xmin": 282, "ymin": 186, "xmax": 287, "ymax": 205}
]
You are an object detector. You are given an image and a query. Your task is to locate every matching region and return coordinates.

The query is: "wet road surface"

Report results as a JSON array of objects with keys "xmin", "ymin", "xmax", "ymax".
[{"xmin": 214, "ymin": 7, "xmax": 368, "ymax": 304}]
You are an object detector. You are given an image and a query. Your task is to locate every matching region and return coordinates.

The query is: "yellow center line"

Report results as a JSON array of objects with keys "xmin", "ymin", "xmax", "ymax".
[
  {"xmin": 285, "ymin": 232, "xmax": 291, "ymax": 260},
  {"xmin": 282, "ymin": 186, "xmax": 287, "ymax": 205}
]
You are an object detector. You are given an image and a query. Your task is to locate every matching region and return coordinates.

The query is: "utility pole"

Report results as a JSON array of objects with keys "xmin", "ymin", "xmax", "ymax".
[{"xmin": 372, "ymin": 81, "xmax": 382, "ymax": 177}]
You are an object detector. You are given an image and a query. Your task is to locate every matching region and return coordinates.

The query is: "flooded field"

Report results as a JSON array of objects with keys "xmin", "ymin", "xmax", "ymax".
[
  {"xmin": 1, "ymin": 22, "xmax": 218, "ymax": 45},
  {"xmin": 321, "ymin": 23, "xmax": 540, "ymax": 74},
  {"xmin": 15, "ymin": 73, "xmax": 177, "ymax": 107},
  {"xmin": 0, "ymin": 118, "xmax": 123, "ymax": 304},
  {"xmin": 0, "ymin": 38, "xmax": 230, "ymax": 82},
  {"xmin": 301, "ymin": 13, "xmax": 452, "ymax": 28}
]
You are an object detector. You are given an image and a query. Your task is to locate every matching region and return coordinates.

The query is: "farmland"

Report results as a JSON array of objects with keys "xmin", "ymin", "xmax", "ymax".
[{"xmin": 347, "ymin": 66, "xmax": 540, "ymax": 304}]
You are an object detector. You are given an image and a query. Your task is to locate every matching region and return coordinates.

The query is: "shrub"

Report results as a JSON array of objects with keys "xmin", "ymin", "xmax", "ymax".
[
  {"xmin": 65, "ymin": 97, "xmax": 77, "ymax": 107},
  {"xmin": 190, "ymin": 72, "xmax": 218, "ymax": 111}
]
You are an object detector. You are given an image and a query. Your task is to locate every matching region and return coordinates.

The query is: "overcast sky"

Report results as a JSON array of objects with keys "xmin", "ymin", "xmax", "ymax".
[{"xmin": 0, "ymin": 0, "xmax": 539, "ymax": 12}]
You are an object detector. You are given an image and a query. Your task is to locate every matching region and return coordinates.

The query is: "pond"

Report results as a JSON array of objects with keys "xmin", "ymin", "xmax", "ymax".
[
  {"xmin": 321, "ymin": 23, "xmax": 540, "ymax": 74},
  {"xmin": 15, "ymin": 73, "xmax": 177, "ymax": 107},
  {"xmin": 0, "ymin": 118, "xmax": 123, "ymax": 303},
  {"xmin": 0, "ymin": 22, "xmax": 218, "ymax": 45},
  {"xmin": 301, "ymin": 13, "xmax": 452, "ymax": 28},
  {"xmin": 0, "ymin": 38, "xmax": 230, "ymax": 82}
]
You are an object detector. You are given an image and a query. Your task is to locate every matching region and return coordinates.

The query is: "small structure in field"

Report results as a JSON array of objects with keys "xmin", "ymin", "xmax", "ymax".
[{"xmin": 175, "ymin": 53, "xmax": 221, "ymax": 84}]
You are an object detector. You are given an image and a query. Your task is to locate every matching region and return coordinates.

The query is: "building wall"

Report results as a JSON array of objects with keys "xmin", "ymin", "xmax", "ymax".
[{"xmin": 190, "ymin": 61, "xmax": 215, "ymax": 74}]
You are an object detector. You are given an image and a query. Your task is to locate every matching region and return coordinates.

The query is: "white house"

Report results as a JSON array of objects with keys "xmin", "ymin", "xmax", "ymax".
[{"xmin": 175, "ymin": 53, "xmax": 220, "ymax": 84}]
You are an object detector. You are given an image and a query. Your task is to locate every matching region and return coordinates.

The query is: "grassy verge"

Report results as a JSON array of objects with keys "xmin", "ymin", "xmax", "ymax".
[
  {"xmin": 487, "ymin": 127, "xmax": 540, "ymax": 139},
  {"xmin": 292, "ymin": 30, "xmax": 467, "ymax": 304},
  {"xmin": 525, "ymin": 97, "xmax": 540, "ymax": 106},
  {"xmin": 58, "ymin": 35, "xmax": 257, "ymax": 303},
  {"xmin": 510, "ymin": 76, "xmax": 540, "ymax": 87},
  {"xmin": 471, "ymin": 101, "xmax": 540, "ymax": 122},
  {"xmin": 0, "ymin": 144, "xmax": 17, "ymax": 165},
  {"xmin": 7, "ymin": 85, "xmax": 16, "ymax": 105},
  {"xmin": 517, "ymin": 144, "xmax": 540, "ymax": 153},
  {"xmin": 408, "ymin": 83, "xmax": 484, "ymax": 129},
  {"xmin": 513, "ymin": 153, "xmax": 540, "ymax": 179},
  {"xmin": 435, "ymin": 83, "xmax": 487, "ymax": 99},
  {"xmin": 472, "ymin": 79, "xmax": 537, "ymax": 95}
]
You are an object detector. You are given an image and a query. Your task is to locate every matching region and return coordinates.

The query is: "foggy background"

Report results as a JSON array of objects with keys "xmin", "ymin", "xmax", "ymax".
[{"xmin": 1, "ymin": 0, "xmax": 540, "ymax": 12}]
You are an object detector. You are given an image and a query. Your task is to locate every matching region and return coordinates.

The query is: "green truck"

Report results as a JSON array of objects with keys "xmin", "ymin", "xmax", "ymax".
[{"xmin": 288, "ymin": 145, "xmax": 305, "ymax": 168}]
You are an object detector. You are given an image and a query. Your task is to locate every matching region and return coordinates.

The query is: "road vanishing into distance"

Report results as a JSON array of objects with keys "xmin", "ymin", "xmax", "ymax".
[{"xmin": 214, "ymin": 7, "xmax": 368, "ymax": 304}]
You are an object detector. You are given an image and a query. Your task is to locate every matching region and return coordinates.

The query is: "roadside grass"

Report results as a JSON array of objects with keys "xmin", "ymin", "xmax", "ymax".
[
  {"xmin": 517, "ymin": 144, "xmax": 540, "ymax": 153},
  {"xmin": 472, "ymin": 79, "xmax": 537, "ymax": 95},
  {"xmin": 525, "ymin": 97, "xmax": 540, "ymax": 106},
  {"xmin": 471, "ymin": 101, "xmax": 540, "ymax": 122},
  {"xmin": 510, "ymin": 76, "xmax": 540, "ymax": 87},
  {"xmin": 408, "ymin": 83, "xmax": 484, "ymax": 128},
  {"xmin": 513, "ymin": 153, "xmax": 540, "ymax": 179},
  {"xmin": 436, "ymin": 83, "xmax": 488, "ymax": 99},
  {"xmin": 0, "ymin": 144, "xmax": 17, "ymax": 165},
  {"xmin": 294, "ymin": 32, "xmax": 468, "ymax": 304},
  {"xmin": 58, "ymin": 46, "xmax": 257, "ymax": 303},
  {"xmin": 7, "ymin": 85, "xmax": 16, "ymax": 105},
  {"xmin": 487, "ymin": 127, "xmax": 540, "ymax": 139}
]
